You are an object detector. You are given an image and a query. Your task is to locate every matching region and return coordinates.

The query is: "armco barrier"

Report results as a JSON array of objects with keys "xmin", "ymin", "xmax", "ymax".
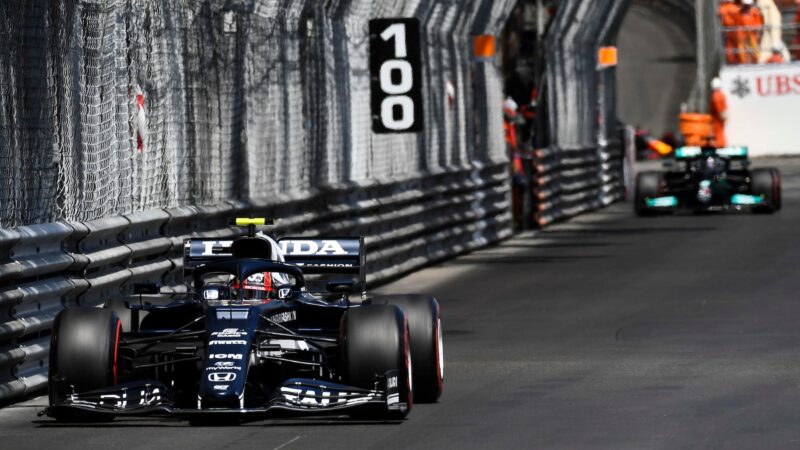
[
  {"xmin": 0, "ymin": 223, "xmax": 77, "ymax": 401},
  {"xmin": 122, "ymin": 210, "xmax": 173, "ymax": 295},
  {"xmin": 533, "ymin": 141, "xmax": 624, "ymax": 227},
  {"xmin": 0, "ymin": 163, "xmax": 510, "ymax": 403},
  {"xmin": 529, "ymin": 0, "xmax": 628, "ymax": 228}
]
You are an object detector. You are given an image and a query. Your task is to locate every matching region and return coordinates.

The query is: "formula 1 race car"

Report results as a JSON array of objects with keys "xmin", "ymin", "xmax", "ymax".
[
  {"xmin": 634, "ymin": 146, "xmax": 782, "ymax": 215},
  {"xmin": 44, "ymin": 219, "xmax": 443, "ymax": 423}
]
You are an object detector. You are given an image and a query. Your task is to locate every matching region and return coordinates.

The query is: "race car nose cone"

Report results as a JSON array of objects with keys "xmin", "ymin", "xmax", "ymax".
[{"xmin": 697, "ymin": 180, "xmax": 713, "ymax": 204}]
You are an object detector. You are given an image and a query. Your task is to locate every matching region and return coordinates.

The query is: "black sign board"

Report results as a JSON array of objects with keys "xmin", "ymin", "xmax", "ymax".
[{"xmin": 369, "ymin": 18, "xmax": 424, "ymax": 133}]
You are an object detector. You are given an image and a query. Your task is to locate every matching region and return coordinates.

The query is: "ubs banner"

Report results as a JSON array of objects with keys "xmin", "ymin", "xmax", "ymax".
[{"xmin": 720, "ymin": 63, "xmax": 800, "ymax": 156}]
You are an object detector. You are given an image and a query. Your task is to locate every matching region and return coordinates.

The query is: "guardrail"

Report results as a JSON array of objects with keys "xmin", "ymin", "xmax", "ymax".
[
  {"xmin": 533, "ymin": 141, "xmax": 624, "ymax": 227},
  {"xmin": 527, "ymin": 0, "xmax": 628, "ymax": 228},
  {"xmin": 0, "ymin": 163, "xmax": 510, "ymax": 403}
]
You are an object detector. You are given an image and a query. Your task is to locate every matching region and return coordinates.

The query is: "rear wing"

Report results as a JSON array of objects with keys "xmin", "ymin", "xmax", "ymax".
[
  {"xmin": 278, "ymin": 237, "xmax": 366, "ymax": 289},
  {"xmin": 183, "ymin": 239, "xmax": 234, "ymax": 273},
  {"xmin": 675, "ymin": 146, "xmax": 748, "ymax": 160},
  {"xmin": 183, "ymin": 237, "xmax": 366, "ymax": 290}
]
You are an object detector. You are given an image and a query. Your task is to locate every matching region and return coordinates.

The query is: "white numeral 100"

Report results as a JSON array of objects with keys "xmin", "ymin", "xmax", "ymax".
[{"xmin": 379, "ymin": 24, "xmax": 414, "ymax": 130}]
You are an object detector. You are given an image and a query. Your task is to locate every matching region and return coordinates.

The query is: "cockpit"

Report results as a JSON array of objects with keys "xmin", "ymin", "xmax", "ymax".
[{"xmin": 194, "ymin": 259, "xmax": 305, "ymax": 306}]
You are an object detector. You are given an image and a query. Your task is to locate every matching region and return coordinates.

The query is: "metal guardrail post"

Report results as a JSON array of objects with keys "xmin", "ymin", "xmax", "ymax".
[{"xmin": 521, "ymin": 148, "xmax": 535, "ymax": 230}]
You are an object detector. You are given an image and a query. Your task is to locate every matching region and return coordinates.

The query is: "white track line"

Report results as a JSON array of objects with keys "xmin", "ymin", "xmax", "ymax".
[{"xmin": 272, "ymin": 435, "xmax": 301, "ymax": 450}]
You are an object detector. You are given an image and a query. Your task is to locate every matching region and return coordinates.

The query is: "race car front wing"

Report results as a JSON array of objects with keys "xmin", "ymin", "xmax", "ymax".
[{"xmin": 43, "ymin": 371, "xmax": 406, "ymax": 419}]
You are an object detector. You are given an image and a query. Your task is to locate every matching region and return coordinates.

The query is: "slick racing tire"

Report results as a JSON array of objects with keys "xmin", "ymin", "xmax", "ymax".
[
  {"xmin": 104, "ymin": 298, "xmax": 143, "ymax": 332},
  {"xmin": 369, "ymin": 295, "xmax": 444, "ymax": 403},
  {"xmin": 342, "ymin": 305, "xmax": 412, "ymax": 419},
  {"xmin": 634, "ymin": 171, "xmax": 665, "ymax": 217},
  {"xmin": 48, "ymin": 308, "xmax": 121, "ymax": 422},
  {"xmin": 751, "ymin": 168, "xmax": 781, "ymax": 214},
  {"xmin": 770, "ymin": 169, "xmax": 783, "ymax": 211},
  {"xmin": 103, "ymin": 298, "xmax": 155, "ymax": 332}
]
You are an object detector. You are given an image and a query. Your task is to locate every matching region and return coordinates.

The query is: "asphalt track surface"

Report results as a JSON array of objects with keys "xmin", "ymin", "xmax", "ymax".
[{"xmin": 3, "ymin": 158, "xmax": 800, "ymax": 449}]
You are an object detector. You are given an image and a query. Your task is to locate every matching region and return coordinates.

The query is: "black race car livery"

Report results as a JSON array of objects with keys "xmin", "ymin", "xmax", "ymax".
[
  {"xmin": 44, "ymin": 219, "xmax": 444, "ymax": 423},
  {"xmin": 634, "ymin": 146, "xmax": 781, "ymax": 215}
]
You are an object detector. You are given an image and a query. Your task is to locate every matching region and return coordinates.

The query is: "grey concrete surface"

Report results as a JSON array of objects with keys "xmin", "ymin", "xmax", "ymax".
[
  {"xmin": 617, "ymin": 2, "xmax": 697, "ymax": 137},
  {"xmin": 2, "ymin": 158, "xmax": 799, "ymax": 449}
]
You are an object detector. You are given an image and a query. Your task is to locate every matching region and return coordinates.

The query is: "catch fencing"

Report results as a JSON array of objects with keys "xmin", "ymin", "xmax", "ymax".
[
  {"xmin": 0, "ymin": 0, "xmax": 517, "ymax": 403},
  {"xmin": 0, "ymin": 0, "xmax": 514, "ymax": 228},
  {"xmin": 534, "ymin": 0, "xmax": 629, "ymax": 226}
]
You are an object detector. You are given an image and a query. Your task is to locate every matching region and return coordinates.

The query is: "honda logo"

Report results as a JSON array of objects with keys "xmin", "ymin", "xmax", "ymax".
[
  {"xmin": 208, "ymin": 372, "xmax": 237, "ymax": 382},
  {"xmin": 279, "ymin": 239, "xmax": 348, "ymax": 255}
]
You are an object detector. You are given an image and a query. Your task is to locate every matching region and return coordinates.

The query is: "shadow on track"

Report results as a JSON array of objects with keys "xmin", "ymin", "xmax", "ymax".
[
  {"xmin": 33, "ymin": 417, "xmax": 404, "ymax": 428},
  {"xmin": 500, "ymin": 242, "xmax": 615, "ymax": 249},
  {"xmin": 543, "ymin": 226, "xmax": 717, "ymax": 235},
  {"xmin": 444, "ymin": 255, "xmax": 606, "ymax": 265}
]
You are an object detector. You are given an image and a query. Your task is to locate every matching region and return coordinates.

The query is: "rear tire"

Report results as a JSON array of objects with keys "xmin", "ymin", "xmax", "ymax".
[
  {"xmin": 634, "ymin": 171, "xmax": 664, "ymax": 216},
  {"xmin": 369, "ymin": 295, "xmax": 443, "ymax": 403},
  {"xmin": 770, "ymin": 168, "xmax": 782, "ymax": 211},
  {"xmin": 48, "ymin": 308, "xmax": 121, "ymax": 422},
  {"xmin": 342, "ymin": 305, "xmax": 412, "ymax": 419},
  {"xmin": 751, "ymin": 168, "xmax": 780, "ymax": 214}
]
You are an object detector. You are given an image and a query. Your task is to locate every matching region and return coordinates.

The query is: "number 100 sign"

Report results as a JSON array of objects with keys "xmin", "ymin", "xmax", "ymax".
[{"xmin": 369, "ymin": 18, "xmax": 423, "ymax": 133}]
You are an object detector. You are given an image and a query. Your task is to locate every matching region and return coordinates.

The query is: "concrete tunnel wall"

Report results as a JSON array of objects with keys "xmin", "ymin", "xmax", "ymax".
[{"xmin": 616, "ymin": 0, "xmax": 698, "ymax": 137}]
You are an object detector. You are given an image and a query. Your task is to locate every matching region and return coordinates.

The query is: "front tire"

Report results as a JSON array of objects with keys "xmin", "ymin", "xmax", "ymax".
[
  {"xmin": 342, "ymin": 305, "xmax": 412, "ymax": 419},
  {"xmin": 634, "ymin": 171, "xmax": 665, "ymax": 216},
  {"xmin": 104, "ymin": 298, "xmax": 138, "ymax": 332},
  {"xmin": 48, "ymin": 308, "xmax": 121, "ymax": 422},
  {"xmin": 369, "ymin": 295, "xmax": 443, "ymax": 403},
  {"xmin": 751, "ymin": 168, "xmax": 780, "ymax": 213}
]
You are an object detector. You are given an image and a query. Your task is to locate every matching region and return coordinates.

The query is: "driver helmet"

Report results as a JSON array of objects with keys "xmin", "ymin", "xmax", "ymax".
[{"xmin": 232, "ymin": 271, "xmax": 274, "ymax": 301}]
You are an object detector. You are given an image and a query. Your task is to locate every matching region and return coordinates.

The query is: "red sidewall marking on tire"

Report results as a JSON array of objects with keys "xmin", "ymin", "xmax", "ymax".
[
  {"xmin": 404, "ymin": 318, "xmax": 412, "ymax": 407},
  {"xmin": 437, "ymin": 318, "xmax": 444, "ymax": 385},
  {"xmin": 434, "ymin": 303, "xmax": 444, "ymax": 389},
  {"xmin": 112, "ymin": 320, "xmax": 121, "ymax": 384},
  {"xmin": 773, "ymin": 171, "xmax": 780, "ymax": 207}
]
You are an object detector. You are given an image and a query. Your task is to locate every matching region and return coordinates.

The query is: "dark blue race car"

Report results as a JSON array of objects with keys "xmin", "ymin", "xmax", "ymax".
[
  {"xmin": 634, "ymin": 146, "xmax": 782, "ymax": 216},
  {"xmin": 44, "ymin": 219, "xmax": 443, "ymax": 423}
]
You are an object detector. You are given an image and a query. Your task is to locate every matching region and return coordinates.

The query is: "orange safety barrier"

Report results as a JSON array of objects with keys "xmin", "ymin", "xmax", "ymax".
[{"xmin": 679, "ymin": 113, "xmax": 714, "ymax": 146}]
